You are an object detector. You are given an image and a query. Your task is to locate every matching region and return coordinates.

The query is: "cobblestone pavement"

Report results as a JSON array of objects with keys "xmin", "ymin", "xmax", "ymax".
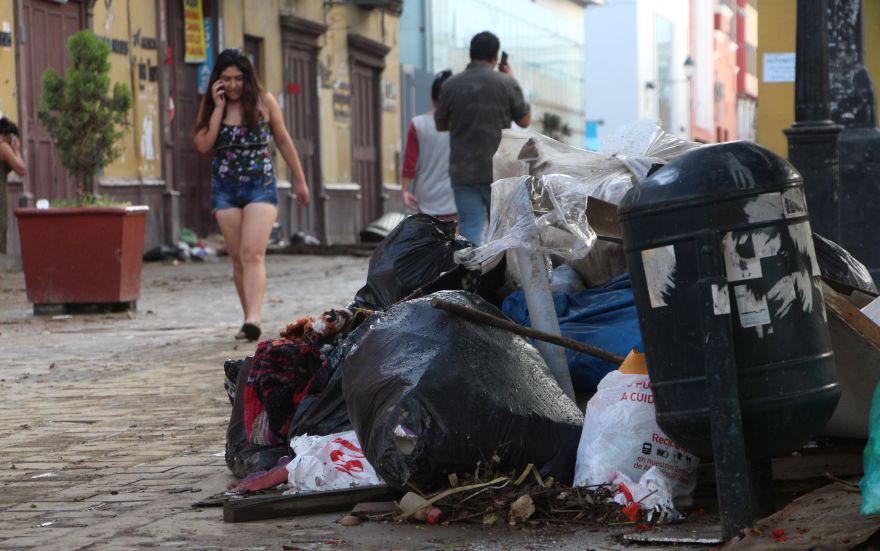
[{"xmin": 0, "ymin": 255, "xmax": 633, "ymax": 550}]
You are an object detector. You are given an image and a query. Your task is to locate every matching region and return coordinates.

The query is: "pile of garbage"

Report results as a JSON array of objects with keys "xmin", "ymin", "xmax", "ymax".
[
  {"xmin": 143, "ymin": 227, "xmax": 219, "ymax": 262},
  {"xmin": 216, "ymin": 123, "xmax": 880, "ymax": 544},
  {"xmin": 214, "ymin": 121, "xmax": 719, "ymax": 533}
]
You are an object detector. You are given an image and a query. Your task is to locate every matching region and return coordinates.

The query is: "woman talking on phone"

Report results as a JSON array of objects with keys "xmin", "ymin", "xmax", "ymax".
[{"xmin": 194, "ymin": 49, "xmax": 309, "ymax": 341}]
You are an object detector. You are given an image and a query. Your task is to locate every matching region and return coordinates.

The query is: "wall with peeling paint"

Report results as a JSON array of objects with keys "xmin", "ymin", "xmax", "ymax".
[{"xmin": 91, "ymin": 0, "xmax": 162, "ymax": 183}]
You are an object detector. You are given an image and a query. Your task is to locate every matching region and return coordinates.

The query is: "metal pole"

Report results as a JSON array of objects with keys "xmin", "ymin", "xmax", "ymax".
[
  {"xmin": 696, "ymin": 231, "xmax": 757, "ymax": 540},
  {"xmin": 784, "ymin": 0, "xmax": 843, "ymax": 242}
]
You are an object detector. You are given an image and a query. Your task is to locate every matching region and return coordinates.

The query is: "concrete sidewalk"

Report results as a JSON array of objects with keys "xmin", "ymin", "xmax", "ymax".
[{"xmin": 0, "ymin": 255, "xmax": 645, "ymax": 550}]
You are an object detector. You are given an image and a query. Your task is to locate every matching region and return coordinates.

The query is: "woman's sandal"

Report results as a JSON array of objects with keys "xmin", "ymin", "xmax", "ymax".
[{"xmin": 235, "ymin": 322, "xmax": 262, "ymax": 341}]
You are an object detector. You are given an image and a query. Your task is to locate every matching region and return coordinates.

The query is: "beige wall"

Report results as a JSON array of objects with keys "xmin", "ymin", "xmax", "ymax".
[{"xmin": 0, "ymin": 0, "xmax": 16, "ymax": 124}]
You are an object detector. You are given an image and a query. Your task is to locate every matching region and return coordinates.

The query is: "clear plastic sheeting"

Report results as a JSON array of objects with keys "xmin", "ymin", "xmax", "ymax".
[
  {"xmin": 455, "ymin": 174, "xmax": 597, "ymax": 271},
  {"xmin": 480, "ymin": 120, "xmax": 701, "ymax": 286}
]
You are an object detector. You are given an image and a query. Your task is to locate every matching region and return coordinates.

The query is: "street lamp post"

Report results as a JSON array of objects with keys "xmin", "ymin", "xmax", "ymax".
[{"xmin": 783, "ymin": 0, "xmax": 843, "ymax": 242}]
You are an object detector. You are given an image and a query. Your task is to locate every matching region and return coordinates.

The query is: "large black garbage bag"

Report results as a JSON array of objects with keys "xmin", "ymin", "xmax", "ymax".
[
  {"xmin": 352, "ymin": 214, "xmax": 473, "ymax": 309},
  {"xmin": 342, "ymin": 290, "xmax": 584, "ymax": 491},
  {"xmin": 287, "ymin": 328, "xmax": 366, "ymax": 439},
  {"xmin": 813, "ymin": 232, "xmax": 878, "ymax": 294},
  {"xmin": 225, "ymin": 357, "xmax": 287, "ymax": 477}
]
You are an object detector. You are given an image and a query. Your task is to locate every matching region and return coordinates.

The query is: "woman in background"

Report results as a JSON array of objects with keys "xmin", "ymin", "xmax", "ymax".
[{"xmin": 193, "ymin": 49, "xmax": 309, "ymax": 341}]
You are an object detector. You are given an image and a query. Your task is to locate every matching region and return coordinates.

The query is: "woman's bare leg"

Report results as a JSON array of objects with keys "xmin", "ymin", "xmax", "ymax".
[
  {"xmin": 238, "ymin": 202, "xmax": 278, "ymax": 323},
  {"xmin": 214, "ymin": 208, "xmax": 246, "ymax": 314}
]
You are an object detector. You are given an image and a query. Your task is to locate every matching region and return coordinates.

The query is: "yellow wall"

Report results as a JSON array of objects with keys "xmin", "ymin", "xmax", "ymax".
[
  {"xmin": 757, "ymin": 0, "xmax": 880, "ymax": 158},
  {"xmin": 0, "ymin": 0, "xmax": 18, "ymax": 123}
]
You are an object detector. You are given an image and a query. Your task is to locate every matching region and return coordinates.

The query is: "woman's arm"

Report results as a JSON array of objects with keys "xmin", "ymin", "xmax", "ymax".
[
  {"xmin": 193, "ymin": 81, "xmax": 226, "ymax": 154},
  {"xmin": 0, "ymin": 139, "xmax": 26, "ymax": 176},
  {"xmin": 264, "ymin": 91, "xmax": 309, "ymax": 205}
]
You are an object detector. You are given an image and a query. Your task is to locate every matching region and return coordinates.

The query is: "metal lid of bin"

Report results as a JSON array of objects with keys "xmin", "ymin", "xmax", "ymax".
[{"xmin": 618, "ymin": 141, "xmax": 801, "ymax": 220}]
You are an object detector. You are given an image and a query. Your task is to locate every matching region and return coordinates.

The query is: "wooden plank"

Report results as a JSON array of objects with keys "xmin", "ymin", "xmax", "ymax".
[
  {"xmin": 350, "ymin": 501, "xmax": 397, "ymax": 518},
  {"xmin": 222, "ymin": 485, "xmax": 399, "ymax": 523},
  {"xmin": 822, "ymin": 283, "xmax": 880, "ymax": 439},
  {"xmin": 728, "ymin": 482, "xmax": 880, "ymax": 549},
  {"xmin": 772, "ymin": 453, "xmax": 863, "ymax": 481}
]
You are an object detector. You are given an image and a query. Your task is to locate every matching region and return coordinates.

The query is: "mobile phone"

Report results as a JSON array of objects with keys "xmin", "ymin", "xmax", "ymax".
[{"xmin": 499, "ymin": 51, "xmax": 508, "ymax": 71}]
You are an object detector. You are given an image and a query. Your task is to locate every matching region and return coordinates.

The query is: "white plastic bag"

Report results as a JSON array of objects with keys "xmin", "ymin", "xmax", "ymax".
[
  {"xmin": 610, "ymin": 467, "xmax": 681, "ymax": 522},
  {"xmin": 573, "ymin": 352, "xmax": 699, "ymax": 504},
  {"xmin": 286, "ymin": 431, "xmax": 383, "ymax": 494}
]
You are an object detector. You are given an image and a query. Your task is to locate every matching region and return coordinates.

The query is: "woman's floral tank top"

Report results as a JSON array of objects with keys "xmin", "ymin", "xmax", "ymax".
[{"xmin": 212, "ymin": 117, "xmax": 274, "ymax": 183}]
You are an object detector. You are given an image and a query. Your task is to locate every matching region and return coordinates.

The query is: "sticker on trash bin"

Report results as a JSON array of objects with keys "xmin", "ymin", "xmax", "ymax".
[
  {"xmin": 734, "ymin": 285, "xmax": 771, "ymax": 328},
  {"xmin": 782, "ymin": 188, "xmax": 807, "ymax": 218},
  {"xmin": 641, "ymin": 245, "xmax": 676, "ymax": 308},
  {"xmin": 723, "ymin": 232, "xmax": 762, "ymax": 281},
  {"xmin": 712, "ymin": 284, "xmax": 731, "ymax": 315},
  {"xmin": 743, "ymin": 192, "xmax": 784, "ymax": 223},
  {"xmin": 752, "ymin": 230, "xmax": 782, "ymax": 259},
  {"xmin": 788, "ymin": 222, "xmax": 821, "ymax": 276}
]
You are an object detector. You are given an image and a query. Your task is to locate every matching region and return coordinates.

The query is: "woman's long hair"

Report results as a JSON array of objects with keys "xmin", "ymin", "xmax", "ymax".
[{"xmin": 194, "ymin": 49, "xmax": 264, "ymax": 133}]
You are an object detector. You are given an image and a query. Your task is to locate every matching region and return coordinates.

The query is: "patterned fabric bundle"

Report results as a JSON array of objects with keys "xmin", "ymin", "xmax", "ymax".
[
  {"xmin": 281, "ymin": 308, "xmax": 372, "ymax": 346},
  {"xmin": 244, "ymin": 339, "xmax": 326, "ymax": 446}
]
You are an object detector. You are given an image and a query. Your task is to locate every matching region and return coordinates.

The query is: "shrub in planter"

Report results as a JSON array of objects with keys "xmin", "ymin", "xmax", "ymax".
[{"xmin": 16, "ymin": 30, "xmax": 147, "ymax": 312}]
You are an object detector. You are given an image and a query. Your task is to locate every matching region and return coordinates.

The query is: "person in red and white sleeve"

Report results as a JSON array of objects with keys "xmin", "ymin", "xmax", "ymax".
[{"xmin": 400, "ymin": 70, "xmax": 457, "ymax": 222}]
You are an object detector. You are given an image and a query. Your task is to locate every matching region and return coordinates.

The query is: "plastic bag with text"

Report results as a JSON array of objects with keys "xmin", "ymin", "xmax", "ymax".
[
  {"xmin": 573, "ymin": 353, "xmax": 699, "ymax": 505},
  {"xmin": 285, "ymin": 431, "xmax": 383, "ymax": 494}
]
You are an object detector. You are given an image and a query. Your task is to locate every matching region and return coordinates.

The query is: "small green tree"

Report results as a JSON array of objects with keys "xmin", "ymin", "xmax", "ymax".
[{"xmin": 38, "ymin": 30, "xmax": 132, "ymax": 201}]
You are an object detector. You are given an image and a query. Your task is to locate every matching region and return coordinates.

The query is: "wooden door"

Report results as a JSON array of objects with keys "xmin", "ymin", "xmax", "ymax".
[
  {"xmin": 282, "ymin": 42, "xmax": 323, "ymax": 240},
  {"xmin": 167, "ymin": 0, "xmax": 213, "ymax": 236},
  {"xmin": 22, "ymin": 0, "xmax": 82, "ymax": 202},
  {"xmin": 350, "ymin": 61, "xmax": 382, "ymax": 227}
]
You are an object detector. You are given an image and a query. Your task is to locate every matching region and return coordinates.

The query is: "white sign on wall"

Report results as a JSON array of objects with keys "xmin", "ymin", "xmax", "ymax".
[{"xmin": 763, "ymin": 53, "xmax": 796, "ymax": 83}]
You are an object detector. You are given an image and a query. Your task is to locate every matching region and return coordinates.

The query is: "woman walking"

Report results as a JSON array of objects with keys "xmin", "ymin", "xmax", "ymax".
[
  {"xmin": 194, "ymin": 49, "xmax": 309, "ymax": 341},
  {"xmin": 400, "ymin": 70, "xmax": 457, "ymax": 221}
]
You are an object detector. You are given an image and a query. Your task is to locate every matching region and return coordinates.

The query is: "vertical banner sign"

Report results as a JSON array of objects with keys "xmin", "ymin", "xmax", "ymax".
[
  {"xmin": 197, "ymin": 18, "xmax": 214, "ymax": 94},
  {"xmin": 183, "ymin": 0, "xmax": 207, "ymax": 64}
]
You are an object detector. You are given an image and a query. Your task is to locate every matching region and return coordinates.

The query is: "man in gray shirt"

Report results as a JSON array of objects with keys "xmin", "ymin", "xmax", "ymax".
[{"xmin": 435, "ymin": 31, "xmax": 531, "ymax": 245}]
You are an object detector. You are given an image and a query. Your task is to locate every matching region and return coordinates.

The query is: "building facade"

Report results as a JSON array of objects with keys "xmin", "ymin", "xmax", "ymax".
[
  {"xmin": 399, "ymin": 0, "xmax": 591, "ymax": 148},
  {"xmin": 1, "ymin": 0, "xmax": 404, "ymax": 266},
  {"xmin": 736, "ymin": 0, "xmax": 757, "ymax": 142},
  {"xmin": 689, "ymin": 0, "xmax": 740, "ymax": 144},
  {"xmin": 583, "ymin": 0, "xmax": 691, "ymax": 149}
]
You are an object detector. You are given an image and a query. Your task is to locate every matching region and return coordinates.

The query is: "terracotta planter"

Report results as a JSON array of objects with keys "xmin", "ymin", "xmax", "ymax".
[{"xmin": 15, "ymin": 206, "xmax": 149, "ymax": 310}]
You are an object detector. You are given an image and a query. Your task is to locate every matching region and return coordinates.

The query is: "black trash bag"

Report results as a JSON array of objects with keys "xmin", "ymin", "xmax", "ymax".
[
  {"xmin": 288, "ymin": 335, "xmax": 361, "ymax": 439},
  {"xmin": 143, "ymin": 244, "xmax": 188, "ymax": 262},
  {"xmin": 813, "ymin": 232, "xmax": 878, "ymax": 294},
  {"xmin": 352, "ymin": 214, "xmax": 474, "ymax": 310},
  {"xmin": 225, "ymin": 357, "xmax": 287, "ymax": 478},
  {"xmin": 342, "ymin": 290, "xmax": 584, "ymax": 491}
]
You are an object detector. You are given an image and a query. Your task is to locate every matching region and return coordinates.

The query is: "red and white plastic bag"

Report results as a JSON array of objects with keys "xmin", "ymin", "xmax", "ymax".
[{"xmin": 286, "ymin": 431, "xmax": 383, "ymax": 493}]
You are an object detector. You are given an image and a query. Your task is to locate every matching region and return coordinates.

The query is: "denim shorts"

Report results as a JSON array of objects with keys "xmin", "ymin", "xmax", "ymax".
[{"xmin": 211, "ymin": 176, "xmax": 279, "ymax": 213}]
